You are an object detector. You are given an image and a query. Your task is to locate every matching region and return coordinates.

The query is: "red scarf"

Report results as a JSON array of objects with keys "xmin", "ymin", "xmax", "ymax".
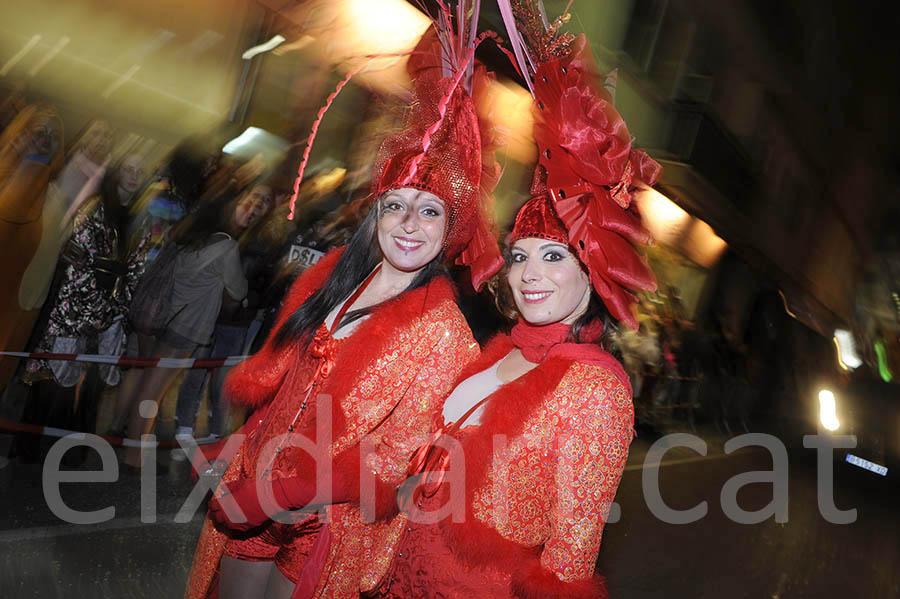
[{"xmin": 510, "ymin": 318, "xmax": 631, "ymax": 390}]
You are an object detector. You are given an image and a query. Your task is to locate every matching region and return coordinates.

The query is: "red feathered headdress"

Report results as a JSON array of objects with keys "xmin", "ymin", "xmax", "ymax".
[
  {"xmin": 370, "ymin": 2, "xmax": 503, "ymax": 290},
  {"xmin": 501, "ymin": 1, "xmax": 660, "ymax": 329},
  {"xmin": 288, "ymin": 1, "xmax": 503, "ymax": 290}
]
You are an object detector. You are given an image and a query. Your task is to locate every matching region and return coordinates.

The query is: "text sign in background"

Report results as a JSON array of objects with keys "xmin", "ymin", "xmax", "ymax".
[{"xmin": 288, "ymin": 245, "xmax": 325, "ymax": 269}]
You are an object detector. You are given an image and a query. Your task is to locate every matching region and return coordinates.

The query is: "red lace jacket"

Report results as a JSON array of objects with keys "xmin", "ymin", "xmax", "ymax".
[
  {"xmin": 316, "ymin": 335, "xmax": 634, "ymax": 599},
  {"xmin": 185, "ymin": 248, "xmax": 479, "ymax": 599}
]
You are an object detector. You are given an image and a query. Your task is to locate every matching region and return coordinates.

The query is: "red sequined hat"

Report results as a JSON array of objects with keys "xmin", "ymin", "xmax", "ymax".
[
  {"xmin": 288, "ymin": 1, "xmax": 502, "ymax": 290},
  {"xmin": 502, "ymin": 1, "xmax": 661, "ymax": 329},
  {"xmin": 370, "ymin": 7, "xmax": 503, "ymax": 290},
  {"xmin": 509, "ymin": 195, "xmax": 567, "ymax": 245}
]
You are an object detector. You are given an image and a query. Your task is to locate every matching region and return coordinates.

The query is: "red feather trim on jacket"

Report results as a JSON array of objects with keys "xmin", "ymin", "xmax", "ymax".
[
  {"xmin": 225, "ymin": 247, "xmax": 344, "ymax": 410},
  {"xmin": 438, "ymin": 334, "xmax": 630, "ymax": 599}
]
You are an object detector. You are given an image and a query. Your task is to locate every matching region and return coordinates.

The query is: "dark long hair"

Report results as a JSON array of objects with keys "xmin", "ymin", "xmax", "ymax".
[
  {"xmin": 273, "ymin": 201, "xmax": 447, "ymax": 350},
  {"xmin": 169, "ymin": 188, "xmax": 240, "ymax": 251},
  {"xmin": 97, "ymin": 169, "xmax": 130, "ymax": 259},
  {"xmin": 570, "ymin": 291, "xmax": 616, "ymax": 350}
]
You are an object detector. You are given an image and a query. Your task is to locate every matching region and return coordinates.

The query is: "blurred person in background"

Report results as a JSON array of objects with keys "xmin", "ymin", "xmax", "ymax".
[
  {"xmin": 172, "ymin": 182, "xmax": 275, "ymax": 449},
  {"xmin": 117, "ymin": 189, "xmax": 251, "ymax": 471},
  {"xmin": 54, "ymin": 119, "xmax": 114, "ymax": 207},
  {"xmin": 247, "ymin": 203, "xmax": 339, "ymax": 354},
  {"xmin": 315, "ymin": 202, "xmax": 360, "ymax": 248},
  {"xmin": 0, "ymin": 79, "xmax": 28, "ymax": 133},
  {"xmin": 615, "ymin": 318, "xmax": 662, "ymax": 410},
  {"xmin": 235, "ymin": 184, "xmax": 293, "ymax": 354},
  {"xmin": 653, "ymin": 318, "xmax": 683, "ymax": 408},
  {"xmin": 703, "ymin": 317, "xmax": 744, "ymax": 435},
  {"xmin": 104, "ymin": 141, "xmax": 215, "ymax": 435},
  {"xmin": 673, "ymin": 319, "xmax": 704, "ymax": 429},
  {"xmin": 14, "ymin": 119, "xmax": 117, "ymax": 368},
  {"xmin": 0, "ymin": 104, "xmax": 64, "ymax": 388},
  {"xmin": 128, "ymin": 138, "xmax": 213, "ymax": 264},
  {"xmin": 14, "ymin": 154, "xmax": 150, "ymax": 462}
]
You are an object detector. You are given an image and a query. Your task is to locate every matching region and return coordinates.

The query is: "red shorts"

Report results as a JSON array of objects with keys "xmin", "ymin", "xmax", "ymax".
[{"xmin": 223, "ymin": 518, "xmax": 322, "ymax": 583}]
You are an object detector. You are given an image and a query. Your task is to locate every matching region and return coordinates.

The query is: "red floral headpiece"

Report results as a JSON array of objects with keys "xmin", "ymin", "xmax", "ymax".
[{"xmin": 501, "ymin": 2, "xmax": 660, "ymax": 329}]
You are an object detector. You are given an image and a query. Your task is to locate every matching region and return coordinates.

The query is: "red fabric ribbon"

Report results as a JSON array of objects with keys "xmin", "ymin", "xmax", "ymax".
[
  {"xmin": 510, "ymin": 320, "xmax": 572, "ymax": 363},
  {"xmin": 302, "ymin": 326, "xmax": 337, "ymax": 393},
  {"xmin": 404, "ymin": 429, "xmax": 453, "ymax": 503},
  {"xmin": 512, "ymin": 319, "xmax": 630, "ymax": 388}
]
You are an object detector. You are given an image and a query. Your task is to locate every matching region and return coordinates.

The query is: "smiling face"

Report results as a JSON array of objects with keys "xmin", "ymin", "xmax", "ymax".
[
  {"xmin": 508, "ymin": 237, "xmax": 592, "ymax": 326},
  {"xmin": 376, "ymin": 187, "xmax": 447, "ymax": 274},
  {"xmin": 232, "ymin": 184, "xmax": 274, "ymax": 231}
]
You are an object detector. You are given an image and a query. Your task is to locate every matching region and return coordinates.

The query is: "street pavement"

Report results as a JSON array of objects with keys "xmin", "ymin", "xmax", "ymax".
[{"xmin": 1, "ymin": 426, "xmax": 898, "ymax": 598}]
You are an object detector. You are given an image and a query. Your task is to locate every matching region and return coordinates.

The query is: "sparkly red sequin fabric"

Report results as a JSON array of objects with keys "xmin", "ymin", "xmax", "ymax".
[
  {"xmin": 317, "ymin": 338, "xmax": 633, "ymax": 599},
  {"xmin": 184, "ymin": 255, "xmax": 479, "ymax": 599}
]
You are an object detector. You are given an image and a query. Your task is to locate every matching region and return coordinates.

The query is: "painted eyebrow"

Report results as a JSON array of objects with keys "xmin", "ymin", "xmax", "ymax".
[
  {"xmin": 539, "ymin": 242, "xmax": 567, "ymax": 251},
  {"xmin": 510, "ymin": 242, "xmax": 565, "ymax": 253},
  {"xmin": 417, "ymin": 197, "xmax": 446, "ymax": 209}
]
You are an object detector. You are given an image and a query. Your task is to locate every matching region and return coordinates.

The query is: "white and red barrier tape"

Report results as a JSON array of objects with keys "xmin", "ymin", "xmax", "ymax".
[
  {"xmin": 0, "ymin": 352, "xmax": 244, "ymax": 449},
  {"xmin": 0, "ymin": 417, "xmax": 224, "ymax": 449},
  {"xmin": 0, "ymin": 351, "xmax": 249, "ymax": 369}
]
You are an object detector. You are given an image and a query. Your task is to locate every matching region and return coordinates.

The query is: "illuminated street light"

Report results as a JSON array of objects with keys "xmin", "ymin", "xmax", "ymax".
[
  {"xmin": 242, "ymin": 34, "xmax": 286, "ymax": 60},
  {"xmin": 818, "ymin": 389, "xmax": 841, "ymax": 432},
  {"xmin": 833, "ymin": 329, "xmax": 862, "ymax": 370}
]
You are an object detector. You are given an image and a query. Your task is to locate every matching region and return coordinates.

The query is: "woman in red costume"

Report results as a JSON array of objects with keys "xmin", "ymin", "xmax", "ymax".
[
  {"xmin": 183, "ymin": 14, "xmax": 503, "ymax": 599},
  {"xmin": 308, "ymin": 3, "xmax": 663, "ymax": 598}
]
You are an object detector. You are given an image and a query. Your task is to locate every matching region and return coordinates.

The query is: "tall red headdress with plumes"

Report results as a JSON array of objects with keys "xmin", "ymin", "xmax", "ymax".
[
  {"xmin": 289, "ymin": 1, "xmax": 503, "ymax": 290},
  {"xmin": 370, "ymin": 2, "xmax": 504, "ymax": 290},
  {"xmin": 501, "ymin": 0, "xmax": 661, "ymax": 329}
]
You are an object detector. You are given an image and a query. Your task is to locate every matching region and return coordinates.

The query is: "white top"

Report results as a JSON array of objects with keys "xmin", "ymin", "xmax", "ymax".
[{"xmin": 441, "ymin": 357, "xmax": 506, "ymax": 427}]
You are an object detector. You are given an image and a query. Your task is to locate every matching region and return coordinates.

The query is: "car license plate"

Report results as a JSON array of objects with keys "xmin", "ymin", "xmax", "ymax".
[{"xmin": 845, "ymin": 453, "xmax": 888, "ymax": 476}]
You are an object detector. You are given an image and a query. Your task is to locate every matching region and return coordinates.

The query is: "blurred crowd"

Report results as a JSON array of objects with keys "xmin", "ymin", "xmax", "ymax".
[
  {"xmin": 615, "ymin": 292, "xmax": 755, "ymax": 436},
  {"xmin": 0, "ymin": 84, "xmax": 365, "ymax": 467}
]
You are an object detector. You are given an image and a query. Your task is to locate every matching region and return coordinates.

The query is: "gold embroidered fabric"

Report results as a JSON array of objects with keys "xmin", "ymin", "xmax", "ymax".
[
  {"xmin": 184, "ymin": 299, "xmax": 477, "ymax": 599},
  {"xmin": 317, "ymin": 361, "xmax": 634, "ymax": 596},
  {"xmin": 471, "ymin": 363, "xmax": 633, "ymax": 582}
]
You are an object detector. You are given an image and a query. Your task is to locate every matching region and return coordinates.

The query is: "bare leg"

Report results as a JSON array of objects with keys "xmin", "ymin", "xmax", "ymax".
[
  {"xmin": 110, "ymin": 368, "xmax": 140, "ymax": 433},
  {"xmin": 264, "ymin": 567, "xmax": 296, "ymax": 599},
  {"xmin": 109, "ymin": 334, "xmax": 155, "ymax": 433},
  {"xmin": 72, "ymin": 370, "xmax": 87, "ymax": 413},
  {"xmin": 122, "ymin": 339, "xmax": 192, "ymax": 467},
  {"xmin": 219, "ymin": 556, "xmax": 275, "ymax": 599}
]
